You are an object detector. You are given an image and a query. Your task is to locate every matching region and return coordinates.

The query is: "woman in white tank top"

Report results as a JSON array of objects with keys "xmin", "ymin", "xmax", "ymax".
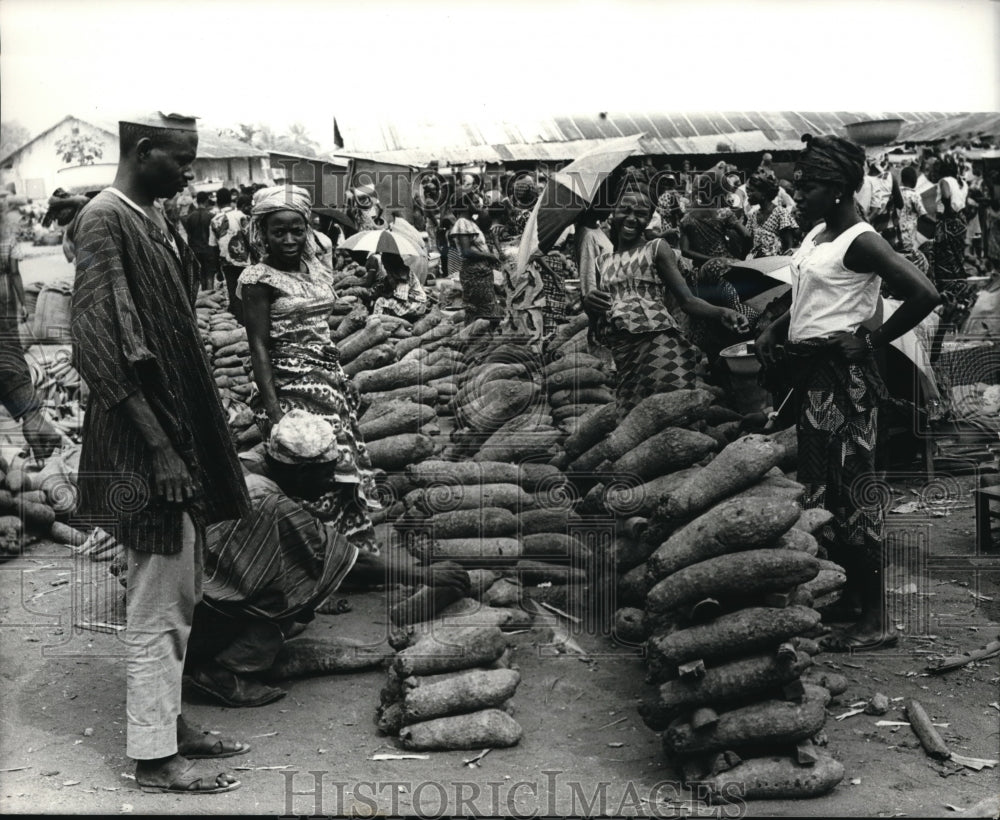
[
  {"xmin": 756, "ymin": 134, "xmax": 941, "ymax": 652},
  {"xmin": 933, "ymin": 152, "xmax": 970, "ymax": 281}
]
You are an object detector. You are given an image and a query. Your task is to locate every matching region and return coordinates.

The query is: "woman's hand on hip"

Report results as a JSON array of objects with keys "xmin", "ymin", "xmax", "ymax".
[{"xmin": 832, "ymin": 331, "xmax": 870, "ymax": 362}]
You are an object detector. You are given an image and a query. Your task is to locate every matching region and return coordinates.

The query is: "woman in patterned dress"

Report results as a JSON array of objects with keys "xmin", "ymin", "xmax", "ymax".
[
  {"xmin": 933, "ymin": 153, "xmax": 970, "ymax": 283},
  {"xmin": 583, "ymin": 182, "xmax": 749, "ymax": 419},
  {"xmin": 504, "ymin": 249, "xmax": 570, "ymax": 350},
  {"xmin": 745, "ymin": 167, "xmax": 799, "ymax": 257},
  {"xmin": 678, "ymin": 174, "xmax": 760, "ymax": 359},
  {"xmin": 239, "ymin": 186, "xmax": 380, "ymax": 554},
  {"xmin": 448, "ymin": 217, "xmax": 502, "ymax": 325}
]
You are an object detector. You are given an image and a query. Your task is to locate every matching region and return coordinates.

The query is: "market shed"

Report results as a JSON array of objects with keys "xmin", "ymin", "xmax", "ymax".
[
  {"xmin": 0, "ymin": 115, "xmax": 270, "ymax": 198},
  {"xmin": 335, "ymin": 111, "xmax": 949, "ymax": 169}
]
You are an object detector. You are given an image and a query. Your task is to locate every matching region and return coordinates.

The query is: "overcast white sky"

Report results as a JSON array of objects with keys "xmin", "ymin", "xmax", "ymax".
[{"xmin": 2, "ymin": 0, "xmax": 999, "ymax": 151}]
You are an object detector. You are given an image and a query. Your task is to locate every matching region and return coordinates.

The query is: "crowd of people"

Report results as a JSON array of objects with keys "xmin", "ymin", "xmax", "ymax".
[{"xmin": 0, "ymin": 111, "xmax": 996, "ymax": 796}]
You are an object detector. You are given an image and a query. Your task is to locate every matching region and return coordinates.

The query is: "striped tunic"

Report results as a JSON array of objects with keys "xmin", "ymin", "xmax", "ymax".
[{"xmin": 70, "ymin": 190, "xmax": 249, "ymax": 554}]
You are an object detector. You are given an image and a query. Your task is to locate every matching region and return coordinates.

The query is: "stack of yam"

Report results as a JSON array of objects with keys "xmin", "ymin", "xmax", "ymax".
[
  {"xmin": 606, "ymin": 428, "xmax": 848, "ymax": 803},
  {"xmin": 194, "ymin": 292, "xmax": 258, "ymax": 449},
  {"xmin": 391, "ymin": 459, "xmax": 590, "ymax": 614},
  {"xmin": 541, "ymin": 315, "xmax": 615, "ymax": 429},
  {"xmin": 375, "ymin": 618, "xmax": 524, "ymax": 751},
  {"xmin": 0, "ymin": 452, "xmax": 114, "ymax": 559}
]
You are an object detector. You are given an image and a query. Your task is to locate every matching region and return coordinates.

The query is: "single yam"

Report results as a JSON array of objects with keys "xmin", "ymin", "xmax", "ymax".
[
  {"xmin": 657, "ymin": 653, "xmax": 813, "ymax": 713},
  {"xmin": 570, "ymin": 390, "xmax": 711, "ymax": 472},
  {"xmin": 645, "ymin": 606, "xmax": 822, "ymax": 682},
  {"xmin": 520, "ymin": 532, "xmax": 586, "ymax": 560},
  {"xmin": 665, "ymin": 434, "xmax": 786, "ymax": 519},
  {"xmin": 481, "ymin": 577, "xmax": 522, "ymax": 607},
  {"xmin": 390, "ymin": 580, "xmax": 467, "ymax": 627},
  {"xmin": 394, "ymin": 625, "xmax": 507, "ymax": 677},
  {"xmin": 515, "ymin": 559, "xmax": 587, "ymax": 585},
  {"xmin": 646, "ymin": 497, "xmax": 801, "ymax": 582},
  {"xmin": 793, "ymin": 508, "xmax": 834, "ymax": 535},
  {"xmin": 342, "ymin": 344, "xmax": 396, "ymax": 377},
  {"xmin": 604, "ymin": 467, "xmax": 702, "ymax": 518},
  {"xmin": 614, "ymin": 607, "xmax": 649, "ymax": 644},
  {"xmin": 618, "ymin": 563, "xmax": 653, "ymax": 608},
  {"xmin": 605, "ymin": 427, "xmax": 718, "ymax": 482},
  {"xmin": 360, "ymin": 402, "xmax": 436, "ymax": 441},
  {"xmin": 517, "ymin": 503, "xmax": 581, "ymax": 531},
  {"xmin": 366, "ymin": 434, "xmax": 435, "ymax": 471},
  {"xmin": 663, "ymin": 683, "xmax": 828, "ymax": 755},
  {"xmin": 265, "ymin": 638, "xmax": 392, "ymax": 680},
  {"xmin": 701, "ymin": 752, "xmax": 844, "ymax": 803},
  {"xmin": 428, "ymin": 537, "xmax": 523, "ymax": 562},
  {"xmin": 646, "ymin": 550, "xmax": 819, "ymax": 613},
  {"xmin": 562, "ymin": 403, "xmax": 618, "ymax": 460},
  {"xmin": 407, "ymin": 460, "xmax": 521, "ymax": 487},
  {"xmin": 402, "ymin": 668, "xmax": 521, "ymax": 723},
  {"xmin": 418, "ymin": 508, "xmax": 518, "ymax": 539}
]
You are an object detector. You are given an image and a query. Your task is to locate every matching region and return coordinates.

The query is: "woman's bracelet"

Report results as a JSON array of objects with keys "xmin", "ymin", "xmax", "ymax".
[{"xmin": 865, "ymin": 333, "xmax": 877, "ymax": 353}]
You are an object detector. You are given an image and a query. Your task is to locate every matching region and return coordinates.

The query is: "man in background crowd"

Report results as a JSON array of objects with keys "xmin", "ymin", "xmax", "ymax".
[
  {"xmin": 209, "ymin": 188, "xmax": 251, "ymax": 321},
  {"xmin": 184, "ymin": 191, "xmax": 217, "ymax": 291}
]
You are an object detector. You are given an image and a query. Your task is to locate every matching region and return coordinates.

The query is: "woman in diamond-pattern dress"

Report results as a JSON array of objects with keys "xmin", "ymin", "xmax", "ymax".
[{"xmin": 584, "ymin": 182, "xmax": 749, "ymax": 419}]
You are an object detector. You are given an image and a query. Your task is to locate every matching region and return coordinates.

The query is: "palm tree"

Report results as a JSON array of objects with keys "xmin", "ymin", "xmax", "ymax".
[
  {"xmin": 235, "ymin": 122, "xmax": 258, "ymax": 144},
  {"xmin": 279, "ymin": 122, "xmax": 319, "ymax": 157},
  {"xmin": 253, "ymin": 124, "xmax": 280, "ymax": 151}
]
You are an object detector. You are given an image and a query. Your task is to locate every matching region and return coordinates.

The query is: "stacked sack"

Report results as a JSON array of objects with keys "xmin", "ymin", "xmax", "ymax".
[
  {"xmin": 607, "ymin": 431, "xmax": 849, "ymax": 804},
  {"xmin": 194, "ymin": 290, "xmax": 258, "ymax": 449}
]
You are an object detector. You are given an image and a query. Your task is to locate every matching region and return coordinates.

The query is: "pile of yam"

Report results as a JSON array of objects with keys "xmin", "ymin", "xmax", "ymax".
[
  {"xmin": 375, "ymin": 612, "xmax": 525, "ymax": 751},
  {"xmin": 603, "ymin": 427, "xmax": 848, "ymax": 802}
]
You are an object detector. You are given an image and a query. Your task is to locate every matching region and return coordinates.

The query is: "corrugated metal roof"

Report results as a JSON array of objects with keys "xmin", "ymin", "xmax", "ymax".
[
  {"xmin": 335, "ymin": 111, "xmax": 953, "ymax": 164},
  {"xmin": 897, "ymin": 112, "xmax": 1000, "ymax": 143}
]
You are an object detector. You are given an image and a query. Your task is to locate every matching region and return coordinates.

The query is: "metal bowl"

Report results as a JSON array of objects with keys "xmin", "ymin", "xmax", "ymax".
[{"xmin": 720, "ymin": 341, "xmax": 762, "ymax": 376}]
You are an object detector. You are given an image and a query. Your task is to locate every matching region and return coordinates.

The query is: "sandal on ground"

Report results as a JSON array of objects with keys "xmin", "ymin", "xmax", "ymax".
[
  {"xmin": 820, "ymin": 630, "xmax": 899, "ymax": 653},
  {"xmin": 178, "ymin": 730, "xmax": 251, "ymax": 760},
  {"xmin": 137, "ymin": 760, "xmax": 240, "ymax": 794},
  {"xmin": 186, "ymin": 667, "xmax": 287, "ymax": 708}
]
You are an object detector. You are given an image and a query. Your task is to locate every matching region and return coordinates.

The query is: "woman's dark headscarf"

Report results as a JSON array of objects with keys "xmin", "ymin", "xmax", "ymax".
[
  {"xmin": 748, "ymin": 167, "xmax": 781, "ymax": 202},
  {"xmin": 793, "ymin": 133, "xmax": 866, "ymax": 194},
  {"xmin": 691, "ymin": 173, "xmax": 725, "ymax": 207}
]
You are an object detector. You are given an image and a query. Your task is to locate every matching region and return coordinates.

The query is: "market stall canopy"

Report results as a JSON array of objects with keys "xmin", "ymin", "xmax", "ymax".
[
  {"xmin": 897, "ymin": 112, "xmax": 1000, "ymax": 145},
  {"xmin": 515, "ymin": 134, "xmax": 645, "ymax": 274},
  {"xmin": 334, "ymin": 111, "xmax": 947, "ymax": 166}
]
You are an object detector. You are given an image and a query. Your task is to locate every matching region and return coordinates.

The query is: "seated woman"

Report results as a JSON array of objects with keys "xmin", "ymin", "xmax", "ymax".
[
  {"xmin": 678, "ymin": 173, "xmax": 760, "ymax": 359},
  {"xmin": 745, "ymin": 167, "xmax": 799, "ymax": 257},
  {"xmin": 238, "ymin": 185, "xmax": 380, "ymax": 553},
  {"xmin": 583, "ymin": 181, "xmax": 749, "ymax": 420},
  {"xmin": 369, "ymin": 251, "xmax": 429, "ymax": 321}
]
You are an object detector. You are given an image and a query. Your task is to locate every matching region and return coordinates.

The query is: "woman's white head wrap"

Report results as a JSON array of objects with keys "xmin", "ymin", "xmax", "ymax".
[{"xmin": 248, "ymin": 185, "xmax": 316, "ymax": 261}]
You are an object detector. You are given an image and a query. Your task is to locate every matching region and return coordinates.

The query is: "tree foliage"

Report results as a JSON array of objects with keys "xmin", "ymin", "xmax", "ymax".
[{"xmin": 0, "ymin": 120, "xmax": 31, "ymax": 159}]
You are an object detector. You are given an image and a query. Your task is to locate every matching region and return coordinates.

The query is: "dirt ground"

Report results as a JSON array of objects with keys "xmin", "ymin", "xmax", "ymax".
[
  {"xmin": 2, "ymin": 248, "xmax": 999, "ymax": 816},
  {"xmin": 1, "ymin": 472, "xmax": 998, "ymax": 817}
]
